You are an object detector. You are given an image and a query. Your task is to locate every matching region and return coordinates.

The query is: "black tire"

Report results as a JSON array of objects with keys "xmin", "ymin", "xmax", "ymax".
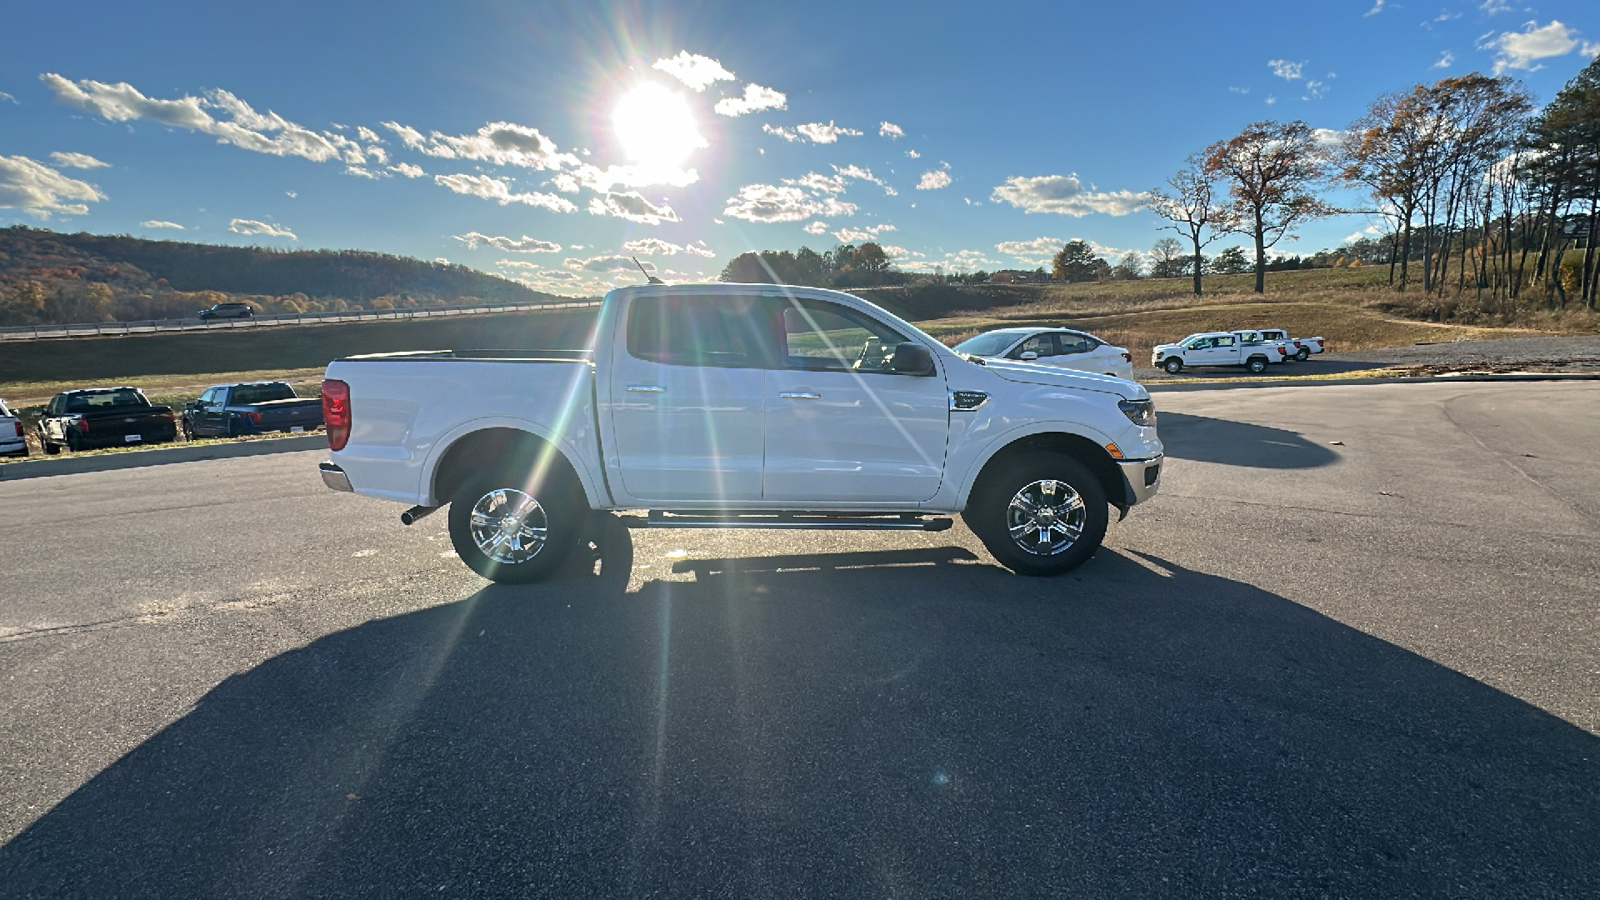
[
  {"xmin": 66, "ymin": 432, "xmax": 83, "ymax": 453},
  {"xmin": 1246, "ymin": 357, "xmax": 1268, "ymax": 374},
  {"xmin": 1162, "ymin": 357, "xmax": 1183, "ymax": 374},
  {"xmin": 226, "ymin": 418, "xmax": 241, "ymax": 438},
  {"xmin": 964, "ymin": 452, "xmax": 1109, "ymax": 576},
  {"xmin": 1296, "ymin": 347, "xmax": 1311, "ymax": 362},
  {"xmin": 40, "ymin": 430, "xmax": 59, "ymax": 455},
  {"xmin": 447, "ymin": 468, "xmax": 584, "ymax": 584}
]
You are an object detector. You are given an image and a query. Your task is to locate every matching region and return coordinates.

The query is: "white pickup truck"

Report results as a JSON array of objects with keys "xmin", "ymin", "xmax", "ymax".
[
  {"xmin": 1151, "ymin": 331, "xmax": 1289, "ymax": 375},
  {"xmin": 1257, "ymin": 328, "xmax": 1326, "ymax": 361},
  {"xmin": 319, "ymin": 283, "xmax": 1163, "ymax": 582}
]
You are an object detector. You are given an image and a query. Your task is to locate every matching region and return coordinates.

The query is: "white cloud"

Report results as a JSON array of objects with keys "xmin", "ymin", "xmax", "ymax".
[
  {"xmin": 907, "ymin": 149, "xmax": 921, "ymax": 159},
  {"xmin": 723, "ymin": 183, "xmax": 857, "ymax": 223},
  {"xmin": 684, "ymin": 240, "xmax": 715, "ymax": 258},
  {"xmin": 42, "ymin": 74, "xmax": 360, "ymax": 166},
  {"xmin": 832, "ymin": 223, "xmax": 896, "ymax": 242},
  {"xmin": 0, "ymin": 92, "xmax": 15, "ymax": 104},
  {"xmin": 1302, "ymin": 80, "xmax": 1328, "ymax": 100},
  {"xmin": 496, "ymin": 259, "xmax": 543, "ymax": 270},
  {"xmin": 653, "ymin": 52, "xmax": 736, "ymax": 92},
  {"xmin": 623, "ymin": 237, "xmax": 685, "ymax": 255},
  {"xmin": 1433, "ymin": 51, "xmax": 1455, "ymax": 69},
  {"xmin": 803, "ymin": 221, "xmax": 829, "ymax": 235},
  {"xmin": 1364, "ymin": 0, "xmax": 1385, "ymax": 17},
  {"xmin": 879, "ymin": 121, "xmax": 904, "ymax": 139},
  {"xmin": 49, "ymin": 151, "xmax": 108, "ymax": 169},
  {"xmin": 344, "ymin": 165, "xmax": 382, "ymax": 179},
  {"xmin": 996, "ymin": 237, "xmax": 1066, "ymax": 261},
  {"xmin": 384, "ymin": 120, "xmax": 579, "ymax": 170},
  {"xmin": 434, "ymin": 173, "xmax": 578, "ymax": 212},
  {"xmin": 1265, "ymin": 95, "xmax": 1278, "ymax": 105},
  {"xmin": 990, "ymin": 174, "xmax": 1142, "ymax": 217},
  {"xmin": 1481, "ymin": 0, "xmax": 1512, "ymax": 14},
  {"xmin": 762, "ymin": 124, "xmax": 800, "ymax": 142},
  {"xmin": 832, "ymin": 164, "xmax": 896, "ymax": 195},
  {"xmin": 795, "ymin": 121, "xmax": 863, "ymax": 144},
  {"xmin": 917, "ymin": 169, "xmax": 952, "ymax": 190},
  {"xmin": 1229, "ymin": 86, "xmax": 1251, "ymax": 95},
  {"xmin": 587, "ymin": 191, "xmax": 678, "ymax": 224},
  {"xmin": 1311, "ymin": 128, "xmax": 1347, "ymax": 150},
  {"xmin": 389, "ymin": 162, "xmax": 425, "ymax": 178},
  {"xmin": 229, "ymin": 218, "xmax": 296, "ymax": 239},
  {"xmin": 454, "ymin": 232, "xmax": 561, "ymax": 253},
  {"xmin": 1268, "ymin": 59, "xmax": 1306, "ymax": 81},
  {"xmin": 0, "ymin": 155, "xmax": 104, "ymax": 217},
  {"xmin": 555, "ymin": 161, "xmax": 699, "ymax": 193},
  {"xmin": 1585, "ymin": 41, "xmax": 1600, "ymax": 57},
  {"xmin": 714, "ymin": 83, "xmax": 786, "ymax": 117},
  {"xmin": 356, "ymin": 125, "xmax": 384, "ymax": 144},
  {"xmin": 140, "ymin": 220, "xmax": 183, "ymax": 229},
  {"xmin": 789, "ymin": 172, "xmax": 847, "ymax": 194},
  {"xmin": 1483, "ymin": 20, "xmax": 1584, "ymax": 74},
  {"xmin": 566, "ymin": 254, "xmax": 656, "ymax": 273}
]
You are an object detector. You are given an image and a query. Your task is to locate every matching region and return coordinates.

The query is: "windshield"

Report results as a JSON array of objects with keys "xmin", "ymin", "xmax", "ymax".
[{"xmin": 953, "ymin": 332, "xmax": 1022, "ymax": 357}]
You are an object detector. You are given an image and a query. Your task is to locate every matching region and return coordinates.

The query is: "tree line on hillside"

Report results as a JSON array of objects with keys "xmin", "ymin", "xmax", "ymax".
[
  {"xmin": 0, "ymin": 226, "xmax": 560, "ymax": 327},
  {"xmin": 718, "ymin": 242, "xmax": 909, "ymax": 289}
]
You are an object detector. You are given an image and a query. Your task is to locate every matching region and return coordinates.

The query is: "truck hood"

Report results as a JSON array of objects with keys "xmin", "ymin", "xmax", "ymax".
[
  {"xmin": 1152, "ymin": 342, "xmax": 1183, "ymax": 355},
  {"xmin": 981, "ymin": 358, "xmax": 1149, "ymax": 400}
]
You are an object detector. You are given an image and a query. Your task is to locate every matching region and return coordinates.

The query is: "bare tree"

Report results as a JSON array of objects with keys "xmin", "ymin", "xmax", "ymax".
[
  {"xmin": 1145, "ymin": 157, "xmax": 1222, "ymax": 296},
  {"xmin": 1204, "ymin": 120, "xmax": 1334, "ymax": 293}
]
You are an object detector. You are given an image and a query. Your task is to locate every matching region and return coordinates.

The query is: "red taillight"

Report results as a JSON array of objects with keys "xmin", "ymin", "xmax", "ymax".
[
  {"xmin": 1121, "ymin": 351, "xmax": 1132, "ymax": 362},
  {"xmin": 11, "ymin": 420, "xmax": 21, "ymax": 438},
  {"xmin": 1317, "ymin": 339, "xmax": 1325, "ymax": 349},
  {"xmin": 322, "ymin": 379, "xmax": 351, "ymax": 451},
  {"xmin": 163, "ymin": 411, "xmax": 176, "ymax": 424},
  {"xmin": 246, "ymin": 411, "xmax": 264, "ymax": 425},
  {"xmin": 1277, "ymin": 347, "xmax": 1286, "ymax": 355},
  {"xmin": 75, "ymin": 415, "xmax": 90, "ymax": 434}
]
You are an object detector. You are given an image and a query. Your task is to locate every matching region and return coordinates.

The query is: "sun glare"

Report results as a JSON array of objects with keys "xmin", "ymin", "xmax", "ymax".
[{"xmin": 613, "ymin": 83, "xmax": 706, "ymax": 171}]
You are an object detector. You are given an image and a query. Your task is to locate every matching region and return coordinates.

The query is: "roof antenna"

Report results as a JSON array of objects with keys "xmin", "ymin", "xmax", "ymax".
[{"xmin": 632, "ymin": 256, "xmax": 665, "ymax": 285}]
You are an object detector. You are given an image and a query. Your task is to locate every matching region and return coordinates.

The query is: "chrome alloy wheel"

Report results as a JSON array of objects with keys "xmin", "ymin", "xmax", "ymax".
[
  {"xmin": 1006, "ymin": 479, "xmax": 1086, "ymax": 556},
  {"xmin": 467, "ymin": 488, "xmax": 550, "ymax": 565}
]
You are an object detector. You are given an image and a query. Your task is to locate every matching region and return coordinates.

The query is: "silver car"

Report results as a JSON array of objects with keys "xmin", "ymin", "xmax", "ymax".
[{"xmin": 953, "ymin": 327, "xmax": 1135, "ymax": 380}]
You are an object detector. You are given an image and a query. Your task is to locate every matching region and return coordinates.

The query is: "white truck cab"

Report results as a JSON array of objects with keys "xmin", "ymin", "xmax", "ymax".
[
  {"xmin": 320, "ymin": 283, "xmax": 1163, "ymax": 582},
  {"xmin": 1151, "ymin": 331, "xmax": 1286, "ymax": 375}
]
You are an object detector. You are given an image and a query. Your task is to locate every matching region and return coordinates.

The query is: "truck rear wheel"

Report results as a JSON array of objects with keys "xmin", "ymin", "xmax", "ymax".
[
  {"xmin": 1247, "ymin": 357, "xmax": 1268, "ymax": 374},
  {"xmin": 1296, "ymin": 347, "xmax": 1311, "ymax": 362},
  {"xmin": 965, "ymin": 452, "xmax": 1108, "ymax": 576},
  {"xmin": 1162, "ymin": 357, "xmax": 1183, "ymax": 374},
  {"xmin": 448, "ymin": 469, "xmax": 583, "ymax": 584}
]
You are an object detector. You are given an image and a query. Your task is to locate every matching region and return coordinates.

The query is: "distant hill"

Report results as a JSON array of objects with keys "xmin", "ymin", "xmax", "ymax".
[{"xmin": 0, "ymin": 226, "xmax": 574, "ymax": 325}]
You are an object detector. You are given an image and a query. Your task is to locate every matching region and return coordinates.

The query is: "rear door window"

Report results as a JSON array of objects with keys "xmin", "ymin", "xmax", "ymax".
[{"xmin": 626, "ymin": 294, "xmax": 774, "ymax": 368}]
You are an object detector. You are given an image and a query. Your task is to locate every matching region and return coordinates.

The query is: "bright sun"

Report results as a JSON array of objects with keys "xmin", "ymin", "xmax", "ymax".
[{"xmin": 613, "ymin": 83, "xmax": 706, "ymax": 170}]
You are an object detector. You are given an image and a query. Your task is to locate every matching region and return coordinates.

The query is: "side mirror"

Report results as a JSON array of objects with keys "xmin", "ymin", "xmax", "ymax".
[
  {"xmin": 890, "ymin": 342, "xmax": 936, "ymax": 376},
  {"xmin": 1019, "ymin": 350, "xmax": 1039, "ymax": 361}
]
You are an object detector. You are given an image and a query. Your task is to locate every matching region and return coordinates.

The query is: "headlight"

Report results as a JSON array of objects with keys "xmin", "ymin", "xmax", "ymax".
[{"xmin": 1118, "ymin": 398, "xmax": 1156, "ymax": 427}]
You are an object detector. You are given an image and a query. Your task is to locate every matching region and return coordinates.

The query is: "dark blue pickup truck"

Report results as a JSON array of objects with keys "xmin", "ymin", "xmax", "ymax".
[{"xmin": 182, "ymin": 381, "xmax": 324, "ymax": 439}]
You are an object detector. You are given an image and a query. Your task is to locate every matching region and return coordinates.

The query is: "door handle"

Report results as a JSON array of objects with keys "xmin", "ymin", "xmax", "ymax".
[
  {"xmin": 626, "ymin": 385, "xmax": 666, "ymax": 393},
  {"xmin": 779, "ymin": 392, "xmax": 821, "ymax": 400}
]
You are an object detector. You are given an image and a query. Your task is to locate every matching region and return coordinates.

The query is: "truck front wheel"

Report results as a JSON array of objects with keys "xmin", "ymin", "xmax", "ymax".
[
  {"xmin": 1162, "ymin": 357, "xmax": 1183, "ymax": 374},
  {"xmin": 965, "ymin": 452, "xmax": 1108, "ymax": 576},
  {"xmin": 448, "ymin": 470, "xmax": 583, "ymax": 583}
]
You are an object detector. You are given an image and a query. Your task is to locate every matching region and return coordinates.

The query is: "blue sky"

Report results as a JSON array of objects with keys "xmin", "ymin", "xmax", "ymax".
[{"xmin": 3, "ymin": 0, "xmax": 1598, "ymax": 296}]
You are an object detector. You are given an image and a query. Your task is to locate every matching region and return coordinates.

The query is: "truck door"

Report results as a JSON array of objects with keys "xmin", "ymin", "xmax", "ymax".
[
  {"xmin": 762, "ymin": 296, "xmax": 949, "ymax": 503},
  {"xmin": 607, "ymin": 293, "xmax": 771, "ymax": 503}
]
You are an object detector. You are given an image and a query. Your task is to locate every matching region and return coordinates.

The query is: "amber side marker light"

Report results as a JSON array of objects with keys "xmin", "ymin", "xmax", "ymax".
[
  {"xmin": 322, "ymin": 379, "xmax": 351, "ymax": 451},
  {"xmin": 1105, "ymin": 443, "xmax": 1125, "ymax": 460}
]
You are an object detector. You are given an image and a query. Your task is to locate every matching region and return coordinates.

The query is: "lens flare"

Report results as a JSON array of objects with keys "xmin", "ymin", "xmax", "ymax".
[{"xmin": 613, "ymin": 83, "xmax": 706, "ymax": 170}]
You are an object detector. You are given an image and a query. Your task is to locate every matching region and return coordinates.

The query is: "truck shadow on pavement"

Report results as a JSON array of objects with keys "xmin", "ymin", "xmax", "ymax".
[
  {"xmin": 1156, "ymin": 411, "xmax": 1340, "ymax": 469},
  {"xmin": 2, "ymin": 533, "xmax": 1595, "ymax": 898}
]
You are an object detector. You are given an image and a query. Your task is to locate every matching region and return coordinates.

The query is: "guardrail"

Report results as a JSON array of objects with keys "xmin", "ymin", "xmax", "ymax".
[{"xmin": 0, "ymin": 298, "xmax": 603, "ymax": 342}]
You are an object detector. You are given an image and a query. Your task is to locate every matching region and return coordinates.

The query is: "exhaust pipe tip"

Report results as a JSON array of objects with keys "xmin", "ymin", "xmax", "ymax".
[{"xmin": 401, "ymin": 505, "xmax": 439, "ymax": 526}]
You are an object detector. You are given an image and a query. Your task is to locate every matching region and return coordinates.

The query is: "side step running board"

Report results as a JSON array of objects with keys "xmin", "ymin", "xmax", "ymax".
[{"xmin": 627, "ymin": 511, "xmax": 953, "ymax": 532}]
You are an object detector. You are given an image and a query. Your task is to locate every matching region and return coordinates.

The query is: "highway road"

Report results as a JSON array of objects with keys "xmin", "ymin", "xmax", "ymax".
[{"xmin": 0, "ymin": 382, "xmax": 1596, "ymax": 897}]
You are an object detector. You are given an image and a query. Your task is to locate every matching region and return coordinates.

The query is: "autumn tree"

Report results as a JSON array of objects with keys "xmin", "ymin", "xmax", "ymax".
[
  {"xmin": 1145, "ymin": 158, "xmax": 1222, "ymax": 296},
  {"xmin": 1051, "ymin": 240, "xmax": 1106, "ymax": 282},
  {"xmin": 1525, "ymin": 56, "xmax": 1600, "ymax": 308},
  {"xmin": 1203, "ymin": 120, "xmax": 1334, "ymax": 293}
]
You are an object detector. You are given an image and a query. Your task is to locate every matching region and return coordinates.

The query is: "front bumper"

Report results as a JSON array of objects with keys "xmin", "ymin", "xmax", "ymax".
[
  {"xmin": 320, "ymin": 461, "xmax": 354, "ymax": 492},
  {"xmin": 1117, "ymin": 455, "xmax": 1163, "ymax": 506}
]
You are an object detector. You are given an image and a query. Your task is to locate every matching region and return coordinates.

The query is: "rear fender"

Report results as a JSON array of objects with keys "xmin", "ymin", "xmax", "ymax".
[{"xmin": 422, "ymin": 417, "xmax": 605, "ymax": 509}]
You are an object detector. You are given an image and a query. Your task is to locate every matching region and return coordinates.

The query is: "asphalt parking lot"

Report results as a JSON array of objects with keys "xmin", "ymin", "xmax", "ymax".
[{"xmin": 0, "ymin": 381, "xmax": 1595, "ymax": 897}]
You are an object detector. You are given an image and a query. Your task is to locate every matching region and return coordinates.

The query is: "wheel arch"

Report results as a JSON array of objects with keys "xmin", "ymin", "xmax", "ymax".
[
  {"xmin": 961, "ymin": 430, "xmax": 1128, "ymax": 515},
  {"xmin": 428, "ymin": 425, "xmax": 600, "ymax": 510}
]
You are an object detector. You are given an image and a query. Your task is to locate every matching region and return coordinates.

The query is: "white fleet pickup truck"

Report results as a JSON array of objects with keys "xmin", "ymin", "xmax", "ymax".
[
  {"xmin": 319, "ymin": 283, "xmax": 1163, "ymax": 582},
  {"xmin": 1151, "ymin": 331, "xmax": 1288, "ymax": 374},
  {"xmin": 1257, "ymin": 328, "xmax": 1326, "ymax": 361}
]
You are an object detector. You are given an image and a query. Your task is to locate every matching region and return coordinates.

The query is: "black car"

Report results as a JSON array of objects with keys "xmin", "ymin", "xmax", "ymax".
[{"xmin": 198, "ymin": 303, "xmax": 255, "ymax": 321}]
